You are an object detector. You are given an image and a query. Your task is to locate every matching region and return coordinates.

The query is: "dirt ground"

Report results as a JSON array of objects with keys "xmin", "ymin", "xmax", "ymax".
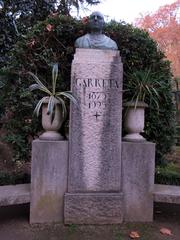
[{"xmin": 0, "ymin": 203, "xmax": 179, "ymax": 240}]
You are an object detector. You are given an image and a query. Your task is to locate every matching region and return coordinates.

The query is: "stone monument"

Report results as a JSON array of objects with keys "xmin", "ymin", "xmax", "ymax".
[
  {"xmin": 64, "ymin": 12, "xmax": 124, "ymax": 224},
  {"xmin": 30, "ymin": 11, "xmax": 155, "ymax": 224}
]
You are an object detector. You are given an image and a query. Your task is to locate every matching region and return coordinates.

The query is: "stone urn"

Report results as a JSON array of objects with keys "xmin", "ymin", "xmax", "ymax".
[
  {"xmin": 39, "ymin": 99, "xmax": 64, "ymax": 141},
  {"xmin": 123, "ymin": 101, "xmax": 148, "ymax": 142}
]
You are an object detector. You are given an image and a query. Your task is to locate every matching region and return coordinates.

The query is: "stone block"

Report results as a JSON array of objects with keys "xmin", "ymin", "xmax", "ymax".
[
  {"xmin": 122, "ymin": 141, "xmax": 155, "ymax": 222},
  {"xmin": 30, "ymin": 140, "xmax": 68, "ymax": 223},
  {"xmin": 154, "ymin": 184, "xmax": 180, "ymax": 204},
  {"xmin": 64, "ymin": 193, "xmax": 123, "ymax": 224},
  {"xmin": 0, "ymin": 184, "xmax": 30, "ymax": 206},
  {"xmin": 69, "ymin": 49, "xmax": 123, "ymax": 192}
]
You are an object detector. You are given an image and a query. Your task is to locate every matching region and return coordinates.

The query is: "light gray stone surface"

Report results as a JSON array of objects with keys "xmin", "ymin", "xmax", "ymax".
[
  {"xmin": 153, "ymin": 184, "xmax": 180, "ymax": 204},
  {"xmin": 69, "ymin": 49, "xmax": 123, "ymax": 192},
  {"xmin": 64, "ymin": 193, "xmax": 123, "ymax": 224},
  {"xmin": 30, "ymin": 140, "xmax": 68, "ymax": 223},
  {"xmin": 0, "ymin": 184, "xmax": 30, "ymax": 206},
  {"xmin": 122, "ymin": 141, "xmax": 155, "ymax": 222}
]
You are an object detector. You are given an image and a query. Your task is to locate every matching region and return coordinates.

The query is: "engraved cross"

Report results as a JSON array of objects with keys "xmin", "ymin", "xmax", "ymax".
[{"xmin": 93, "ymin": 112, "xmax": 101, "ymax": 120}]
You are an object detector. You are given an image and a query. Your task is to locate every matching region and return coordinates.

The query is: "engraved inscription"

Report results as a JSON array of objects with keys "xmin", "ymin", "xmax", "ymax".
[
  {"xmin": 75, "ymin": 78, "xmax": 119, "ymax": 89},
  {"xmin": 93, "ymin": 112, "xmax": 101, "ymax": 120},
  {"xmin": 74, "ymin": 77, "xmax": 120, "ymax": 120},
  {"xmin": 88, "ymin": 101, "xmax": 107, "ymax": 109},
  {"xmin": 88, "ymin": 92, "xmax": 107, "ymax": 109},
  {"xmin": 89, "ymin": 92, "xmax": 106, "ymax": 100}
]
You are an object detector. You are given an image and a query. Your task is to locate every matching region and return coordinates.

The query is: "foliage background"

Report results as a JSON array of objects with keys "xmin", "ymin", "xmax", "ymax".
[
  {"xmin": 0, "ymin": 13, "xmax": 175, "ymax": 165},
  {"xmin": 136, "ymin": 0, "xmax": 180, "ymax": 79},
  {"xmin": 0, "ymin": 0, "xmax": 101, "ymax": 69}
]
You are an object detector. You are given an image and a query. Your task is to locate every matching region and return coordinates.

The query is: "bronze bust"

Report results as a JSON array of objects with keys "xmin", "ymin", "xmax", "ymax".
[{"xmin": 75, "ymin": 11, "xmax": 118, "ymax": 50}]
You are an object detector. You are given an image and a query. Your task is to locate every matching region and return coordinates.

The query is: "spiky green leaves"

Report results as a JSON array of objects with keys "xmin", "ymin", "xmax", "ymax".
[
  {"xmin": 28, "ymin": 63, "xmax": 77, "ymax": 122},
  {"xmin": 52, "ymin": 63, "xmax": 58, "ymax": 95},
  {"xmin": 124, "ymin": 68, "xmax": 164, "ymax": 110}
]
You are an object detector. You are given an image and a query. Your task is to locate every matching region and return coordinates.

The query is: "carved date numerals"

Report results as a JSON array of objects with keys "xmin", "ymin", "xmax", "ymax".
[
  {"xmin": 88, "ymin": 92, "xmax": 106, "ymax": 100},
  {"xmin": 88, "ymin": 92, "xmax": 107, "ymax": 109}
]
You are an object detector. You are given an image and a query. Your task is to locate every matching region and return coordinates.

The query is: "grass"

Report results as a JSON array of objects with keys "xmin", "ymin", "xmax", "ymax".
[
  {"xmin": 68, "ymin": 224, "xmax": 78, "ymax": 234},
  {"xmin": 155, "ymin": 143, "xmax": 180, "ymax": 186},
  {"xmin": 115, "ymin": 232, "xmax": 124, "ymax": 240},
  {"xmin": 155, "ymin": 162, "xmax": 180, "ymax": 185},
  {"xmin": 112, "ymin": 223, "xmax": 157, "ymax": 240}
]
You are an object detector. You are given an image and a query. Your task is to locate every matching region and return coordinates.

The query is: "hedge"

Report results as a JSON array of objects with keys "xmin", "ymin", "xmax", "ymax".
[{"xmin": 0, "ymin": 14, "xmax": 175, "ymax": 165}]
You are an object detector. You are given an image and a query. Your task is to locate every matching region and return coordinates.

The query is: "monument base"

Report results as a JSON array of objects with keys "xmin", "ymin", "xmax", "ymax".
[
  {"xmin": 64, "ymin": 193, "xmax": 123, "ymax": 224},
  {"xmin": 30, "ymin": 140, "xmax": 68, "ymax": 224},
  {"xmin": 122, "ymin": 141, "xmax": 155, "ymax": 222}
]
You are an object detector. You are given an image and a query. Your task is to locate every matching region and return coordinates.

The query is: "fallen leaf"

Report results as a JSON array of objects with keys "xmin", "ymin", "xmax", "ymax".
[
  {"xmin": 160, "ymin": 228, "xmax": 173, "ymax": 236},
  {"xmin": 129, "ymin": 231, "xmax": 140, "ymax": 239}
]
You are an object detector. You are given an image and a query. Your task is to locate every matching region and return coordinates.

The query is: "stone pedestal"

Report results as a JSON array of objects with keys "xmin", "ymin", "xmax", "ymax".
[
  {"xmin": 122, "ymin": 141, "xmax": 155, "ymax": 222},
  {"xmin": 65, "ymin": 193, "xmax": 123, "ymax": 224},
  {"xmin": 65, "ymin": 49, "xmax": 123, "ymax": 224},
  {"xmin": 30, "ymin": 140, "xmax": 68, "ymax": 223}
]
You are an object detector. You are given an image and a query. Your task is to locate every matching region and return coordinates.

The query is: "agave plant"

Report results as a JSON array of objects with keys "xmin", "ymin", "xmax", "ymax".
[
  {"xmin": 28, "ymin": 63, "xmax": 77, "ymax": 120},
  {"xmin": 124, "ymin": 68, "xmax": 162, "ymax": 109}
]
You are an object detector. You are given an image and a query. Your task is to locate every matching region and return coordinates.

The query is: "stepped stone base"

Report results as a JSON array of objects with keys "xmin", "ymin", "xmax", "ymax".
[{"xmin": 64, "ymin": 193, "xmax": 123, "ymax": 224}]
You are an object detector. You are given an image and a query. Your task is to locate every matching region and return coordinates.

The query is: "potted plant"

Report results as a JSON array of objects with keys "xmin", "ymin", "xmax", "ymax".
[
  {"xmin": 28, "ymin": 63, "xmax": 77, "ymax": 140},
  {"xmin": 123, "ymin": 68, "xmax": 161, "ymax": 141}
]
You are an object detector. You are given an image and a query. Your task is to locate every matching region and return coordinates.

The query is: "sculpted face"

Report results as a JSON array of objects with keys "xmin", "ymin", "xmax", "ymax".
[
  {"xmin": 75, "ymin": 11, "xmax": 118, "ymax": 49},
  {"xmin": 88, "ymin": 11, "xmax": 105, "ymax": 32}
]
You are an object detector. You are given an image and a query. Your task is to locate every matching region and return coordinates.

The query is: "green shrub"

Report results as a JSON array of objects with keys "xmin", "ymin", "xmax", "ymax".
[
  {"xmin": 0, "ymin": 171, "xmax": 30, "ymax": 186},
  {"xmin": 155, "ymin": 164, "xmax": 180, "ymax": 185},
  {"xmin": 0, "ymin": 14, "xmax": 175, "ymax": 164}
]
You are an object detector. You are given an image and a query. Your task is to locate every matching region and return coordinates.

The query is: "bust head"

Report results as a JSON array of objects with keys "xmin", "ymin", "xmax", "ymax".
[
  {"xmin": 75, "ymin": 11, "xmax": 118, "ymax": 50},
  {"xmin": 88, "ymin": 11, "xmax": 105, "ymax": 33}
]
